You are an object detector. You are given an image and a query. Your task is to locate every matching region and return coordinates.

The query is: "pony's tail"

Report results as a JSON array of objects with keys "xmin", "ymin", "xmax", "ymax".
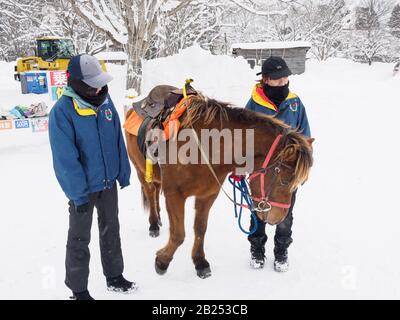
[{"xmin": 141, "ymin": 186, "xmax": 149, "ymax": 212}]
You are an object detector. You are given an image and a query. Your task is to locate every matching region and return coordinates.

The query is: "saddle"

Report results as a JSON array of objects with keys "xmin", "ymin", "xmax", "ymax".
[
  {"xmin": 125, "ymin": 84, "xmax": 198, "ymax": 155},
  {"xmin": 132, "ymin": 85, "xmax": 197, "ymax": 120}
]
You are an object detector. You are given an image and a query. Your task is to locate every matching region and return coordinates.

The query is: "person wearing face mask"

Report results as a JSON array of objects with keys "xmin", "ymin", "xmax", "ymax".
[
  {"xmin": 48, "ymin": 54, "xmax": 136, "ymax": 300},
  {"xmin": 245, "ymin": 56, "xmax": 311, "ymax": 272}
]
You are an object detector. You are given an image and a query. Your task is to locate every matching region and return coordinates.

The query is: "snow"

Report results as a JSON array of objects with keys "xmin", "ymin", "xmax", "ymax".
[
  {"xmin": 94, "ymin": 51, "xmax": 127, "ymax": 61},
  {"xmin": 231, "ymin": 41, "xmax": 312, "ymax": 52},
  {"xmin": 141, "ymin": 45, "xmax": 255, "ymax": 108},
  {"xmin": 161, "ymin": 0, "xmax": 181, "ymax": 12},
  {"xmin": 1, "ymin": 46, "xmax": 400, "ymax": 300}
]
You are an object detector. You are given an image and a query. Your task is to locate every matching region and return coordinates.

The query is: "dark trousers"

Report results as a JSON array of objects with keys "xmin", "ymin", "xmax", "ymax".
[
  {"xmin": 65, "ymin": 184, "xmax": 124, "ymax": 293},
  {"xmin": 248, "ymin": 191, "xmax": 296, "ymax": 255}
]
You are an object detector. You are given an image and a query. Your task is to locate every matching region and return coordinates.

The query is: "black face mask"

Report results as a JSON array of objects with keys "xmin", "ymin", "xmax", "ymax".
[
  {"xmin": 68, "ymin": 77, "xmax": 108, "ymax": 107},
  {"xmin": 262, "ymin": 81, "xmax": 289, "ymax": 108}
]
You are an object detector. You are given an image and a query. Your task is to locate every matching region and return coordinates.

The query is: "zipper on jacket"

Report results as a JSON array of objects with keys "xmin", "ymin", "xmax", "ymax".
[{"xmin": 96, "ymin": 106, "xmax": 110, "ymax": 189}]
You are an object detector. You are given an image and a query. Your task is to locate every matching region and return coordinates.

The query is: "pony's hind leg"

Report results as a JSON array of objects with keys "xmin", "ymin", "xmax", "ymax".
[
  {"xmin": 138, "ymin": 173, "xmax": 162, "ymax": 237},
  {"xmin": 155, "ymin": 192, "xmax": 186, "ymax": 275},
  {"xmin": 155, "ymin": 182, "xmax": 162, "ymax": 226},
  {"xmin": 192, "ymin": 193, "xmax": 219, "ymax": 279}
]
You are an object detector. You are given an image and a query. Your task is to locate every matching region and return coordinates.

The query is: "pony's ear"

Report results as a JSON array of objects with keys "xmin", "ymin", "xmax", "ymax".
[
  {"xmin": 282, "ymin": 144, "xmax": 299, "ymax": 162},
  {"xmin": 307, "ymin": 138, "xmax": 315, "ymax": 146}
]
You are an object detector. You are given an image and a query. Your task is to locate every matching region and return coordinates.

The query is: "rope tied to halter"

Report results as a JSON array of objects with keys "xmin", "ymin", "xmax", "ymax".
[{"xmin": 228, "ymin": 174, "xmax": 258, "ymax": 235}]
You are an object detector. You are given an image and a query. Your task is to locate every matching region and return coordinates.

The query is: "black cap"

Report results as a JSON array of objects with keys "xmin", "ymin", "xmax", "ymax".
[{"xmin": 256, "ymin": 56, "xmax": 292, "ymax": 79}]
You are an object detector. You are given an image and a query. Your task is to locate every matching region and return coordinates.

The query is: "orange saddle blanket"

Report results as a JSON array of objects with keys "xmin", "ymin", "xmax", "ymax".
[{"xmin": 123, "ymin": 96, "xmax": 192, "ymax": 140}]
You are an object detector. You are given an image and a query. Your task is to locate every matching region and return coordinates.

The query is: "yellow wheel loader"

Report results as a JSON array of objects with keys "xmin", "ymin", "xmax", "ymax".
[
  {"xmin": 14, "ymin": 37, "xmax": 107, "ymax": 81},
  {"xmin": 14, "ymin": 37, "xmax": 75, "ymax": 81}
]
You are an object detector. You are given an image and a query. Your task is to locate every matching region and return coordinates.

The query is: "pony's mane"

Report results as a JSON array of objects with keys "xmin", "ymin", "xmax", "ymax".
[
  {"xmin": 180, "ymin": 94, "xmax": 229, "ymax": 128},
  {"xmin": 181, "ymin": 94, "xmax": 313, "ymax": 191},
  {"xmin": 276, "ymin": 131, "xmax": 313, "ymax": 192},
  {"xmin": 181, "ymin": 94, "xmax": 289, "ymax": 133}
]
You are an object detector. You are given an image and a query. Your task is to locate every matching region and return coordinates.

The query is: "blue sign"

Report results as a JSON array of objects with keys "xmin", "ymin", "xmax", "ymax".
[{"xmin": 14, "ymin": 119, "xmax": 30, "ymax": 129}]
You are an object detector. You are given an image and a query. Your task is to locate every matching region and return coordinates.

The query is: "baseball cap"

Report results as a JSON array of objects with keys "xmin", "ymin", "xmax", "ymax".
[
  {"xmin": 67, "ymin": 54, "xmax": 113, "ymax": 88},
  {"xmin": 256, "ymin": 56, "xmax": 292, "ymax": 79}
]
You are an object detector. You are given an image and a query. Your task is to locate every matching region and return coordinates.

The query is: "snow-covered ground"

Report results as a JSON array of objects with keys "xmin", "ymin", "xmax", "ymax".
[{"xmin": 1, "ymin": 46, "xmax": 400, "ymax": 300}]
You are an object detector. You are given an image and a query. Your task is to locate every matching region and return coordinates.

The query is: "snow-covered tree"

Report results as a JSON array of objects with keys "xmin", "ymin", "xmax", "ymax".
[
  {"xmin": 350, "ymin": 0, "xmax": 394, "ymax": 65},
  {"xmin": 0, "ymin": 0, "xmax": 109, "ymax": 61},
  {"xmin": 389, "ymin": 4, "xmax": 400, "ymax": 38},
  {"xmin": 219, "ymin": 6, "xmax": 270, "ymax": 45},
  {"xmin": 351, "ymin": 29, "xmax": 392, "ymax": 64},
  {"xmin": 68, "ymin": 0, "xmax": 203, "ymax": 92},
  {"xmin": 268, "ymin": 5, "xmax": 305, "ymax": 42},
  {"xmin": 152, "ymin": 0, "xmax": 225, "ymax": 57},
  {"xmin": 218, "ymin": 0, "xmax": 295, "ymax": 54},
  {"xmin": 299, "ymin": 0, "xmax": 349, "ymax": 61},
  {"xmin": 227, "ymin": 0, "xmax": 294, "ymax": 16},
  {"xmin": 42, "ymin": 1, "xmax": 108, "ymax": 54},
  {"xmin": 354, "ymin": 2, "xmax": 380, "ymax": 30},
  {"xmin": 0, "ymin": 0, "xmax": 44, "ymax": 61}
]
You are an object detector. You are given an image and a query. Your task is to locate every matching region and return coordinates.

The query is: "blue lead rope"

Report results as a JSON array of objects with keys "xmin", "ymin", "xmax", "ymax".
[{"xmin": 228, "ymin": 175, "xmax": 258, "ymax": 235}]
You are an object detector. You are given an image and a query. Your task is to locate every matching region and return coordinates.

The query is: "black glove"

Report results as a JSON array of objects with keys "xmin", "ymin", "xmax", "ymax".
[{"xmin": 76, "ymin": 202, "xmax": 89, "ymax": 213}]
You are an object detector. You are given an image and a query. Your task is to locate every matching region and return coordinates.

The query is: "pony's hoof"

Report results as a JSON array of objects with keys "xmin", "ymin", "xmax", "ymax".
[
  {"xmin": 149, "ymin": 224, "xmax": 160, "ymax": 237},
  {"xmin": 155, "ymin": 259, "xmax": 168, "ymax": 275},
  {"xmin": 196, "ymin": 267, "xmax": 212, "ymax": 279},
  {"xmin": 149, "ymin": 229, "xmax": 160, "ymax": 237}
]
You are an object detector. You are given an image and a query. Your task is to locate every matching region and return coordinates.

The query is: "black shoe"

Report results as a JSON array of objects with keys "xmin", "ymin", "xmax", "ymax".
[
  {"xmin": 249, "ymin": 236, "xmax": 266, "ymax": 269},
  {"xmin": 274, "ymin": 237, "xmax": 292, "ymax": 272},
  {"xmin": 106, "ymin": 275, "xmax": 138, "ymax": 294},
  {"xmin": 70, "ymin": 290, "xmax": 95, "ymax": 300}
]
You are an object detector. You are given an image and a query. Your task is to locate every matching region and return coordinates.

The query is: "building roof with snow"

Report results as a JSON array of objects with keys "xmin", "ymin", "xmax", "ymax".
[{"xmin": 230, "ymin": 41, "xmax": 312, "ymax": 51}]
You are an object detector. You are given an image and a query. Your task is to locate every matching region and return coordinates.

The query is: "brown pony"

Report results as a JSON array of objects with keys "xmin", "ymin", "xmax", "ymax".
[{"xmin": 125, "ymin": 87, "xmax": 313, "ymax": 278}]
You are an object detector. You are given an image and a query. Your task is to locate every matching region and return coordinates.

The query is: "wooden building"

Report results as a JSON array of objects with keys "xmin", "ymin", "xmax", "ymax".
[{"xmin": 231, "ymin": 41, "xmax": 311, "ymax": 74}]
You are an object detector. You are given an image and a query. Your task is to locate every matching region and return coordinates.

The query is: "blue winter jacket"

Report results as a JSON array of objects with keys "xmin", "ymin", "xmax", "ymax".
[
  {"xmin": 48, "ymin": 87, "xmax": 131, "ymax": 206},
  {"xmin": 245, "ymin": 83, "xmax": 311, "ymax": 137}
]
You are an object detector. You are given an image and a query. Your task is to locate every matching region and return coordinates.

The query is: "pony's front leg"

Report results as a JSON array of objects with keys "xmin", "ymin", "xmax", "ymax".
[
  {"xmin": 192, "ymin": 193, "xmax": 219, "ymax": 279},
  {"xmin": 155, "ymin": 192, "xmax": 186, "ymax": 275}
]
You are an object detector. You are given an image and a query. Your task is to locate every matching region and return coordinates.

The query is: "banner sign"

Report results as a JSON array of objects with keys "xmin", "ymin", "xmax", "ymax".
[
  {"xmin": 0, "ymin": 120, "xmax": 13, "ymax": 131},
  {"xmin": 31, "ymin": 117, "xmax": 49, "ymax": 133}
]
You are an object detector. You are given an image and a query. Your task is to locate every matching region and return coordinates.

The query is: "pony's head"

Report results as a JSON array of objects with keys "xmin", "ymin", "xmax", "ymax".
[{"xmin": 249, "ymin": 131, "xmax": 314, "ymax": 225}]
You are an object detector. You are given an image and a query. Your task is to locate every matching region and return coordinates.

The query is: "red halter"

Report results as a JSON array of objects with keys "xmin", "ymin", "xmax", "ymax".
[{"xmin": 248, "ymin": 134, "xmax": 291, "ymax": 210}]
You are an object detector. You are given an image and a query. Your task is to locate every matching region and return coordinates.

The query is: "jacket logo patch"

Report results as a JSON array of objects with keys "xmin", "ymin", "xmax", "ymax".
[
  {"xmin": 105, "ymin": 108, "xmax": 113, "ymax": 121},
  {"xmin": 289, "ymin": 103, "xmax": 298, "ymax": 112}
]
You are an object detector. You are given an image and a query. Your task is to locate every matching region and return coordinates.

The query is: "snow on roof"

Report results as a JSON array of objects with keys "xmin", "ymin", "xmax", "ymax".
[
  {"xmin": 231, "ymin": 41, "xmax": 312, "ymax": 51},
  {"xmin": 94, "ymin": 51, "xmax": 128, "ymax": 61}
]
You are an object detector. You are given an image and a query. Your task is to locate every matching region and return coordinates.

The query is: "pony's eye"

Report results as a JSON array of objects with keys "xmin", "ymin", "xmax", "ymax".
[{"xmin": 280, "ymin": 179, "xmax": 289, "ymax": 186}]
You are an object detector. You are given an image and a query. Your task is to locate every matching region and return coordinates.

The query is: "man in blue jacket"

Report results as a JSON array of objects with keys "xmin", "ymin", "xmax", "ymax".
[
  {"xmin": 49, "ymin": 54, "xmax": 136, "ymax": 300},
  {"xmin": 246, "ymin": 56, "xmax": 311, "ymax": 273}
]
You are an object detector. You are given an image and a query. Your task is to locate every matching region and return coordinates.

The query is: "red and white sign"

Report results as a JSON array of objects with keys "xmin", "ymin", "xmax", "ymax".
[{"xmin": 49, "ymin": 71, "xmax": 68, "ymax": 87}]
